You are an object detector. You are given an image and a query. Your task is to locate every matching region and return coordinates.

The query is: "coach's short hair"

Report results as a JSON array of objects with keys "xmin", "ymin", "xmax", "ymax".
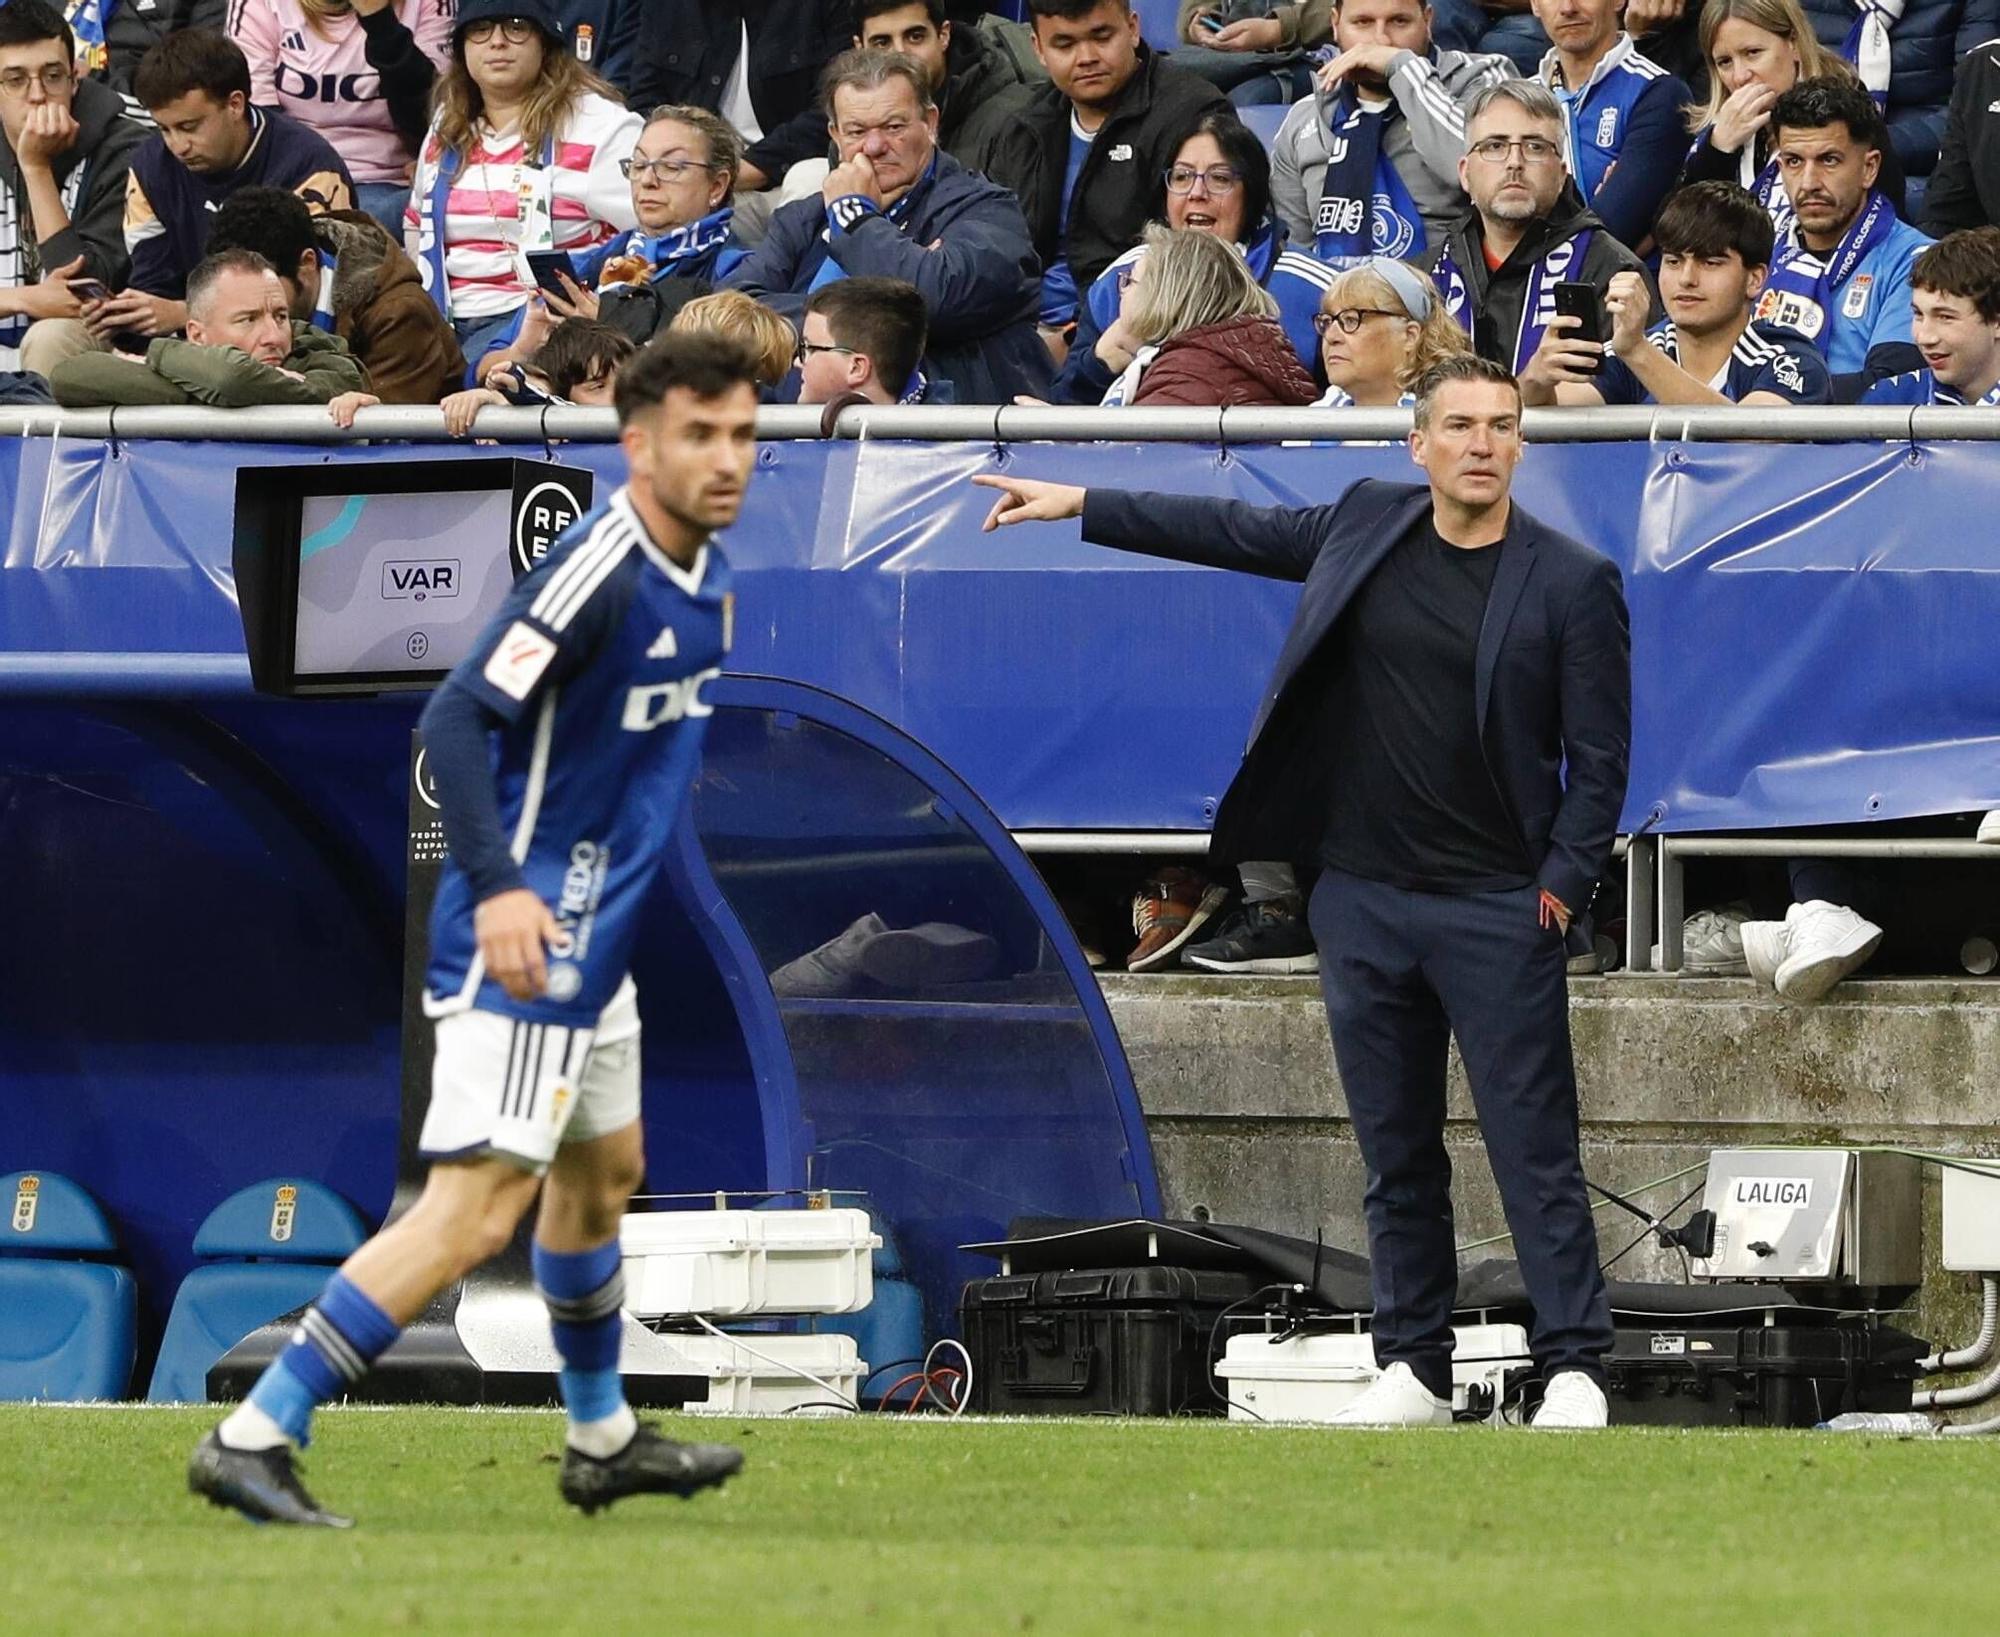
[
  {"xmin": 805, "ymin": 276, "xmax": 930, "ymax": 394},
  {"xmin": 614, "ymin": 331, "xmax": 764, "ymax": 424},
  {"xmin": 1654, "ymin": 181, "xmax": 1776, "ymax": 270},
  {"xmin": 821, "ymin": 45, "xmax": 936, "ymax": 115},
  {"xmin": 1412, "ymin": 353, "xmax": 1521, "ymax": 429},
  {"xmin": 185, "ymin": 248, "xmax": 278, "ymax": 321},
  {"xmin": 1912, "ymin": 228, "xmax": 2000, "ymax": 323},
  {"xmin": 1462, "ymin": 78, "xmax": 1564, "ymax": 132},
  {"xmin": 1770, "ymin": 75, "xmax": 1888, "ymax": 155}
]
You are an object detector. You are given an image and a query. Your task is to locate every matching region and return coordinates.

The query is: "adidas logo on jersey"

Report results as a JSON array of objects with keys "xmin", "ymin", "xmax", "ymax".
[{"xmin": 646, "ymin": 627, "xmax": 678, "ymax": 659}]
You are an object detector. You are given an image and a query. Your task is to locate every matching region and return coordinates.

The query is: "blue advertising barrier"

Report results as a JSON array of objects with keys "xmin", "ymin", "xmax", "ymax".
[{"xmin": 4, "ymin": 433, "xmax": 1997, "ymax": 832}]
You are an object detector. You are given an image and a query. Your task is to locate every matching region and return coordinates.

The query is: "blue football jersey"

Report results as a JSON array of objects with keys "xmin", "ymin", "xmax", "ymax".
[{"xmin": 424, "ymin": 486, "xmax": 733, "ymax": 1025}]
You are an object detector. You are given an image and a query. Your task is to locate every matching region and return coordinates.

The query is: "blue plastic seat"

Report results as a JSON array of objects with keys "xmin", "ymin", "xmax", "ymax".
[
  {"xmin": 0, "ymin": 1171, "xmax": 137, "ymax": 1401},
  {"xmin": 1236, "ymin": 102, "xmax": 1291, "ymax": 152},
  {"xmin": 1135, "ymin": 0, "xmax": 1183, "ymax": 50},
  {"xmin": 146, "ymin": 1179, "xmax": 366, "ymax": 1403}
]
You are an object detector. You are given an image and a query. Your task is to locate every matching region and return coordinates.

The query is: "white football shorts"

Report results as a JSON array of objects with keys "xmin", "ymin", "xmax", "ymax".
[{"xmin": 419, "ymin": 976, "xmax": 641, "ymax": 1173}]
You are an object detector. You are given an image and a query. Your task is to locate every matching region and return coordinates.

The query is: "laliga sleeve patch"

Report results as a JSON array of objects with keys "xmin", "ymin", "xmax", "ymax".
[{"xmin": 484, "ymin": 621, "xmax": 558, "ymax": 701}]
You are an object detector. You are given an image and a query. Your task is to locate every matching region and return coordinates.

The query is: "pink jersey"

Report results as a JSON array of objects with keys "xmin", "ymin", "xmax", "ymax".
[
  {"xmin": 232, "ymin": 0, "xmax": 453, "ymax": 185},
  {"xmin": 405, "ymin": 92, "xmax": 642, "ymax": 319}
]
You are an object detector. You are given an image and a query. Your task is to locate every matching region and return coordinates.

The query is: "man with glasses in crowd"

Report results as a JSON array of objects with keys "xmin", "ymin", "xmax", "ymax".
[
  {"xmin": 794, "ymin": 272, "xmax": 938, "ymax": 411},
  {"xmin": 0, "ymin": 0, "xmax": 150, "ymax": 376},
  {"xmin": 729, "ymin": 46, "xmax": 1049, "ymax": 402},
  {"xmin": 1434, "ymin": 78, "xmax": 1655, "ymax": 374},
  {"xmin": 1269, "ymin": 0, "xmax": 1513, "ymax": 266}
]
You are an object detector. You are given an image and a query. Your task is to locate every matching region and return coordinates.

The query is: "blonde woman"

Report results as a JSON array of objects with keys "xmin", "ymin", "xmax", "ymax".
[
  {"xmin": 1104, "ymin": 224, "xmax": 1319, "ymax": 408},
  {"xmin": 1314, "ymin": 256, "xmax": 1470, "ymax": 408},
  {"xmin": 232, "ymin": 0, "xmax": 452, "ymax": 233},
  {"xmin": 406, "ymin": 0, "xmax": 640, "ymax": 379},
  {"xmin": 1680, "ymin": 0, "xmax": 1904, "ymax": 224},
  {"xmin": 668, "ymin": 291, "xmax": 797, "ymax": 392}
]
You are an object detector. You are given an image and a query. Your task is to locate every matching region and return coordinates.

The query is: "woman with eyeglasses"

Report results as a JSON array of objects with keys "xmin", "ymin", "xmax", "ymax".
[
  {"xmin": 1679, "ymin": 0, "xmax": 1903, "ymax": 225},
  {"xmin": 1097, "ymin": 222, "xmax": 1319, "ymax": 408},
  {"xmin": 1051, "ymin": 109, "xmax": 1336, "ymax": 405},
  {"xmin": 1313, "ymin": 255, "xmax": 1470, "ymax": 406},
  {"xmin": 536, "ymin": 104, "xmax": 750, "ymax": 339},
  {"xmin": 234, "ymin": 0, "xmax": 452, "ymax": 236},
  {"xmin": 404, "ymin": 0, "xmax": 640, "ymax": 384}
]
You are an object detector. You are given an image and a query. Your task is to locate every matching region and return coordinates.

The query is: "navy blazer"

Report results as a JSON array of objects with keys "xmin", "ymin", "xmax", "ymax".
[{"xmin": 1081, "ymin": 478, "xmax": 1631, "ymax": 914}]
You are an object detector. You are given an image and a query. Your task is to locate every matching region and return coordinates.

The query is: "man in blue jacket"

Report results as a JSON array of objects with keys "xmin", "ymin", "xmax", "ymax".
[
  {"xmin": 728, "ymin": 47, "xmax": 1051, "ymax": 403},
  {"xmin": 974, "ymin": 353, "xmax": 1630, "ymax": 1430}
]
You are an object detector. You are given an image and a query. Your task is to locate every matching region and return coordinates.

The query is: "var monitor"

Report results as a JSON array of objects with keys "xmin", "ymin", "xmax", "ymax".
[{"xmin": 233, "ymin": 456, "xmax": 595, "ymax": 696}]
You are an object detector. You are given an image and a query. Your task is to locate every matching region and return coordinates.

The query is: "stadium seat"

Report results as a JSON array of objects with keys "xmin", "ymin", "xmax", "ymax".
[
  {"xmin": 1134, "ymin": 0, "xmax": 1182, "ymax": 50},
  {"xmin": 0, "ymin": 1171, "xmax": 138, "ymax": 1402},
  {"xmin": 1236, "ymin": 102, "xmax": 1290, "ymax": 152},
  {"xmin": 146, "ymin": 1179, "xmax": 366, "ymax": 1403}
]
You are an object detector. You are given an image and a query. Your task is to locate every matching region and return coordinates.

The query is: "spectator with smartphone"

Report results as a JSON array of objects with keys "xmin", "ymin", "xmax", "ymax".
[
  {"xmin": 0, "ymin": 0, "xmax": 150, "ymax": 375},
  {"xmin": 1522, "ymin": 179, "xmax": 1831, "ymax": 402},
  {"xmin": 1269, "ymin": 0, "xmax": 1515, "ymax": 266},
  {"xmin": 1433, "ymin": 78, "xmax": 1657, "ymax": 373},
  {"xmin": 1531, "ymin": 0, "xmax": 1690, "ymax": 247},
  {"xmin": 405, "ymin": 0, "xmax": 640, "ymax": 383},
  {"xmin": 206, "ymin": 185, "xmax": 464, "ymax": 401},
  {"xmin": 233, "ymin": 0, "xmax": 453, "ymax": 237},
  {"xmin": 1172, "ymin": 1, "xmax": 1333, "ymax": 109},
  {"xmin": 49, "ymin": 245, "xmax": 367, "ymax": 403},
  {"xmin": 1759, "ymin": 75, "xmax": 1930, "ymax": 395},
  {"xmin": 104, "ymin": 28, "xmax": 355, "ymax": 347}
]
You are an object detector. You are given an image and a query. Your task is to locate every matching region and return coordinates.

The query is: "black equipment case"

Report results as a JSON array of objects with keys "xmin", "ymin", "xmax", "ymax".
[
  {"xmin": 960, "ymin": 1266, "xmax": 1264, "ymax": 1417},
  {"xmin": 1602, "ymin": 1320, "xmax": 1927, "ymax": 1427}
]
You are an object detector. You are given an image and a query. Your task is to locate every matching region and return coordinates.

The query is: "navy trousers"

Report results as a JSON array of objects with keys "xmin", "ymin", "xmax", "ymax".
[{"xmin": 1307, "ymin": 867, "xmax": 1613, "ymax": 1398}]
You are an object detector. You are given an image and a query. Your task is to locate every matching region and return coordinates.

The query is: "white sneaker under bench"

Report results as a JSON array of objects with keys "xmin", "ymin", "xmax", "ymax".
[{"xmin": 1532, "ymin": 1370, "xmax": 1609, "ymax": 1429}]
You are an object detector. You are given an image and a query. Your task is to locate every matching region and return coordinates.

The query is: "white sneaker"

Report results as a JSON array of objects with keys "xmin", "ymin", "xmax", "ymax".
[
  {"xmin": 1979, "ymin": 810, "xmax": 2000, "ymax": 845},
  {"xmin": 1327, "ymin": 1362, "xmax": 1452, "ymax": 1428},
  {"xmin": 1774, "ymin": 900, "xmax": 1883, "ymax": 1002},
  {"xmin": 1681, "ymin": 904, "xmax": 1751, "ymax": 976},
  {"xmin": 1740, "ymin": 914, "xmax": 1792, "ymax": 988},
  {"xmin": 1531, "ymin": 1370, "xmax": 1609, "ymax": 1429}
]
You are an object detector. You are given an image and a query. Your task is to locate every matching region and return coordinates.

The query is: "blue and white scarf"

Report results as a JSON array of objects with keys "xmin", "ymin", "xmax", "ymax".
[
  {"xmin": 411, "ymin": 130, "xmax": 556, "ymax": 318},
  {"xmin": 64, "ymin": 0, "xmax": 115, "ymax": 76},
  {"xmin": 1314, "ymin": 87, "xmax": 1422, "ymax": 264},
  {"xmin": 811, "ymin": 153, "xmax": 938, "ymax": 293},
  {"xmin": 1433, "ymin": 227, "xmax": 1595, "ymax": 374},
  {"xmin": 1756, "ymin": 188, "xmax": 1894, "ymax": 345},
  {"xmin": 0, "ymin": 161, "xmax": 86, "ymax": 357},
  {"xmin": 597, "ymin": 206, "xmax": 737, "ymax": 283},
  {"xmin": 1840, "ymin": 0, "xmax": 1903, "ymax": 108},
  {"xmin": 309, "ymin": 250, "xmax": 339, "ymax": 332}
]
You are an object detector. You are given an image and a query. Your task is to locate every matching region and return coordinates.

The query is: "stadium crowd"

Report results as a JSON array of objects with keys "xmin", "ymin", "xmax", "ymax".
[{"xmin": 1, "ymin": 0, "xmax": 1997, "ymax": 981}]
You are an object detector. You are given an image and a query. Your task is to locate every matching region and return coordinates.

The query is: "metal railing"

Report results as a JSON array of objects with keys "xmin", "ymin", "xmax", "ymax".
[{"xmin": 3, "ymin": 401, "xmax": 2000, "ymax": 444}]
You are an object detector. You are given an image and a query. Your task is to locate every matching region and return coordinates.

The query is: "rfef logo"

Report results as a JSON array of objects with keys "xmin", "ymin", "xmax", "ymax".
[{"xmin": 514, "ymin": 481, "xmax": 583, "ymax": 573}]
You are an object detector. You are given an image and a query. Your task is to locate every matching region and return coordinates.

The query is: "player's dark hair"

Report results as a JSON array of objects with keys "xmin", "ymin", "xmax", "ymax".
[
  {"xmin": 205, "ymin": 187, "xmax": 321, "ymax": 286},
  {"xmin": 0, "ymin": 0, "xmax": 74, "ymax": 62},
  {"xmin": 538, "ymin": 318, "xmax": 639, "ymax": 400},
  {"xmin": 1653, "ymin": 181, "xmax": 1775, "ymax": 269},
  {"xmin": 1027, "ymin": 0, "xmax": 1131, "ymax": 24},
  {"xmin": 805, "ymin": 276, "xmax": 930, "ymax": 394},
  {"xmin": 853, "ymin": 0, "xmax": 948, "ymax": 34},
  {"xmin": 1152, "ymin": 109, "xmax": 1271, "ymax": 247},
  {"xmin": 614, "ymin": 331, "xmax": 762, "ymax": 423},
  {"xmin": 185, "ymin": 248, "xmax": 278, "ymax": 320},
  {"xmin": 1770, "ymin": 75, "xmax": 1888, "ymax": 155},
  {"xmin": 134, "ymin": 27, "xmax": 253, "ymax": 110},
  {"xmin": 1912, "ymin": 228, "xmax": 2000, "ymax": 322},
  {"xmin": 1412, "ymin": 353, "xmax": 1520, "ymax": 430}
]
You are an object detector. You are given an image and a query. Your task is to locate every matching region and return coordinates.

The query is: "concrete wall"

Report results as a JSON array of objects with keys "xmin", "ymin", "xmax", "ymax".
[{"xmin": 1101, "ymin": 973, "xmax": 2000, "ymax": 1343}]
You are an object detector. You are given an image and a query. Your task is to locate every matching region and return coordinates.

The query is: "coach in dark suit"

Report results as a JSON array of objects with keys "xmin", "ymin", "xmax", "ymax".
[{"xmin": 974, "ymin": 354, "xmax": 1630, "ymax": 1429}]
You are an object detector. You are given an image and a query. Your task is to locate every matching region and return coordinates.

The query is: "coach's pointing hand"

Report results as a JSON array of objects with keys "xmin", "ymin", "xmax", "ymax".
[
  {"xmin": 971, "ymin": 475, "xmax": 1087, "ymax": 532},
  {"xmin": 476, "ymin": 888, "xmax": 564, "ymax": 1001}
]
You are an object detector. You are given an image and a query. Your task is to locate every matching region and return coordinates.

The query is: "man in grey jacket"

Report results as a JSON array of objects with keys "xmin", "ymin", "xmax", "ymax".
[{"xmin": 1269, "ymin": 0, "xmax": 1513, "ymax": 262}]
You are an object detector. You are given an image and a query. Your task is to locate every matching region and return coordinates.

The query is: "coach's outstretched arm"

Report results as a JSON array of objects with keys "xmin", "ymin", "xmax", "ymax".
[{"xmin": 974, "ymin": 475, "xmax": 1345, "ymax": 583}]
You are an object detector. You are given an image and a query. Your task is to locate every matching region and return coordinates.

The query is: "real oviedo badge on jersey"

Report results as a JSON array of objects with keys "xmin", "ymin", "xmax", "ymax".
[{"xmin": 1841, "ymin": 274, "xmax": 1873, "ymax": 320}]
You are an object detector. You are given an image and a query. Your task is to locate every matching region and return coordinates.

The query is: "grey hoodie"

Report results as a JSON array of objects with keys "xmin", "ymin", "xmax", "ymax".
[{"xmin": 1269, "ymin": 47, "xmax": 1515, "ymax": 261}]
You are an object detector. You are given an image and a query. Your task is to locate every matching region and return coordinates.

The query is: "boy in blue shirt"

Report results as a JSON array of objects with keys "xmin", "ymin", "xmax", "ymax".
[
  {"xmin": 1757, "ymin": 75, "xmax": 1930, "ymax": 399},
  {"xmin": 1861, "ymin": 227, "xmax": 2000, "ymax": 406},
  {"xmin": 188, "ymin": 334, "xmax": 763, "ymax": 1529},
  {"xmin": 1524, "ymin": 179, "xmax": 1830, "ymax": 406}
]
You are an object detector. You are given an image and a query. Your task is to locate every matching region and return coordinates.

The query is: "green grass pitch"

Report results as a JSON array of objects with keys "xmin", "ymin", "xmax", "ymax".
[{"xmin": 6, "ymin": 1404, "xmax": 1998, "ymax": 1635}]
